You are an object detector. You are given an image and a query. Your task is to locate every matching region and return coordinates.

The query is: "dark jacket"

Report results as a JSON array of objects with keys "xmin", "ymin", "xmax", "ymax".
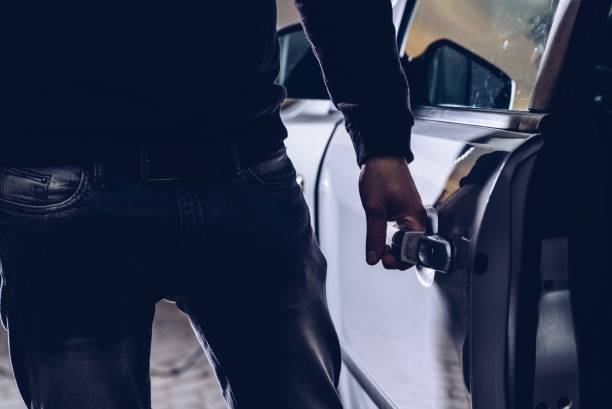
[{"xmin": 1, "ymin": 1, "xmax": 413, "ymax": 165}]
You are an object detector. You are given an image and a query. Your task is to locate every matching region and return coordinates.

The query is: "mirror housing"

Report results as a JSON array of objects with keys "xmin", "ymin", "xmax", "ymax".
[
  {"xmin": 408, "ymin": 39, "xmax": 513, "ymax": 110},
  {"xmin": 277, "ymin": 24, "xmax": 329, "ymax": 100}
]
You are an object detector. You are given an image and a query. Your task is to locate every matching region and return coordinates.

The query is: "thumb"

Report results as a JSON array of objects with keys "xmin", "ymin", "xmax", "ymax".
[{"xmin": 365, "ymin": 209, "xmax": 388, "ymax": 265}]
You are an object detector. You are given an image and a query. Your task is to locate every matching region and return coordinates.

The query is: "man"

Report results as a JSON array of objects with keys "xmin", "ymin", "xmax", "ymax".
[{"xmin": 0, "ymin": 1, "xmax": 424, "ymax": 408}]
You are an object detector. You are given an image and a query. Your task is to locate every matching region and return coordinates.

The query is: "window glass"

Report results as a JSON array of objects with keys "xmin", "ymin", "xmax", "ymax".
[{"xmin": 405, "ymin": 0, "xmax": 560, "ymax": 110}]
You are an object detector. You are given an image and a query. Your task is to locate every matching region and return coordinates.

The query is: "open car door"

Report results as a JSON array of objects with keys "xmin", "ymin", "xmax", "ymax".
[{"xmin": 306, "ymin": 1, "xmax": 611, "ymax": 409}]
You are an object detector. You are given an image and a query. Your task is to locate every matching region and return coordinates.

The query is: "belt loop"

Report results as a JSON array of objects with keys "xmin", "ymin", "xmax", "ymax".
[{"xmin": 230, "ymin": 144, "xmax": 242, "ymax": 174}]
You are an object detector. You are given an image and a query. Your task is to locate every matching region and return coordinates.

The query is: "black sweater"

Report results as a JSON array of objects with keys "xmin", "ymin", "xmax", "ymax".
[{"xmin": 1, "ymin": 1, "xmax": 413, "ymax": 166}]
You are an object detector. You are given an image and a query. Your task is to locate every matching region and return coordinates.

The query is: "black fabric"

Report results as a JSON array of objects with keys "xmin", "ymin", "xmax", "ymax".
[
  {"xmin": 1, "ymin": 1, "xmax": 413, "ymax": 166},
  {"xmin": 102, "ymin": 140, "xmax": 286, "ymax": 180}
]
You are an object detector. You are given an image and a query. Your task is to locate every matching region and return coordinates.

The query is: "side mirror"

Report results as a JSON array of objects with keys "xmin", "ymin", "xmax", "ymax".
[
  {"xmin": 277, "ymin": 24, "xmax": 329, "ymax": 100},
  {"xmin": 410, "ymin": 39, "xmax": 513, "ymax": 110}
]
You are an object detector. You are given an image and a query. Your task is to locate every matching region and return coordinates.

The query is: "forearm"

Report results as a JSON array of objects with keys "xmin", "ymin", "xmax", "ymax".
[{"xmin": 294, "ymin": 0, "xmax": 414, "ymax": 165}]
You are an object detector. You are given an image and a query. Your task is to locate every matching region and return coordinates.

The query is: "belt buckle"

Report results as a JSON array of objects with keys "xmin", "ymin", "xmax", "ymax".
[{"xmin": 139, "ymin": 148, "xmax": 181, "ymax": 182}]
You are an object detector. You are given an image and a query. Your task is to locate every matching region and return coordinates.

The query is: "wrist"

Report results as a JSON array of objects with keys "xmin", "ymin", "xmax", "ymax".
[{"xmin": 362, "ymin": 154, "xmax": 408, "ymax": 170}]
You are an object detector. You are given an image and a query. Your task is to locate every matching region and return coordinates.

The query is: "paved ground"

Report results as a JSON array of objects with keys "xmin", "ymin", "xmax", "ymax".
[{"xmin": 0, "ymin": 301, "xmax": 226, "ymax": 409}]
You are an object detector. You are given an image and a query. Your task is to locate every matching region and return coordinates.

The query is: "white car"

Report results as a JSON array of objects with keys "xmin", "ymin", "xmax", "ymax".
[{"xmin": 278, "ymin": 1, "xmax": 611, "ymax": 409}]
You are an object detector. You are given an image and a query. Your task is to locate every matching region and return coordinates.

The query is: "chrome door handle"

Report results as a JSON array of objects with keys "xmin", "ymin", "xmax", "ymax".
[{"xmin": 387, "ymin": 207, "xmax": 469, "ymax": 287}]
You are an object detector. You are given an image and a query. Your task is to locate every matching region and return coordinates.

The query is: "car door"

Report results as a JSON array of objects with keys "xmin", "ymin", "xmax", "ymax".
[{"xmin": 315, "ymin": 1, "xmax": 607, "ymax": 409}]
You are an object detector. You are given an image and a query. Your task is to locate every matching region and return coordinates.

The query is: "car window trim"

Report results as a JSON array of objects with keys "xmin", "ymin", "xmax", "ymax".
[
  {"xmin": 396, "ymin": 0, "xmax": 417, "ymax": 49},
  {"xmin": 530, "ymin": 0, "xmax": 582, "ymax": 110},
  {"xmin": 413, "ymin": 106, "xmax": 551, "ymax": 132}
]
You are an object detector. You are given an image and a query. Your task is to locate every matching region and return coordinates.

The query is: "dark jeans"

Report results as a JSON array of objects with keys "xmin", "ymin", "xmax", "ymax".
[{"xmin": 0, "ymin": 149, "xmax": 343, "ymax": 409}]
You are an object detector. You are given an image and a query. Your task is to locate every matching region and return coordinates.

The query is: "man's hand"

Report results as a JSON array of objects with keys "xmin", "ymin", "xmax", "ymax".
[{"xmin": 359, "ymin": 156, "xmax": 426, "ymax": 270}]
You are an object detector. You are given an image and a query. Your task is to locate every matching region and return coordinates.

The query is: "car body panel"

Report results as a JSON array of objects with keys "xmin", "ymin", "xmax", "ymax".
[
  {"xmin": 282, "ymin": 100, "xmax": 341, "ymax": 223},
  {"xmin": 319, "ymin": 116, "xmax": 542, "ymax": 409}
]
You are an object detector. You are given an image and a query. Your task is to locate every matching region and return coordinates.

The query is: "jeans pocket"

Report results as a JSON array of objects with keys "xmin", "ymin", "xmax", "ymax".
[
  {"xmin": 244, "ymin": 149, "xmax": 298, "ymax": 192},
  {"xmin": 0, "ymin": 165, "xmax": 89, "ymax": 214}
]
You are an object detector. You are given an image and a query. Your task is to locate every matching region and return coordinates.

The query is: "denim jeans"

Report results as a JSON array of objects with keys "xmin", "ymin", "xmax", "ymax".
[{"xmin": 0, "ymin": 149, "xmax": 343, "ymax": 409}]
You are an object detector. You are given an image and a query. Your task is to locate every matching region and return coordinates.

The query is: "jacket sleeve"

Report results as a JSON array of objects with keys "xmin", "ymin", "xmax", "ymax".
[{"xmin": 293, "ymin": 0, "xmax": 414, "ymax": 166}]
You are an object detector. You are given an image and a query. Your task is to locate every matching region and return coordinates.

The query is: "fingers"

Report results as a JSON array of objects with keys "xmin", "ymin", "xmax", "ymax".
[
  {"xmin": 393, "ymin": 209, "xmax": 427, "ymax": 232},
  {"xmin": 365, "ymin": 209, "xmax": 387, "ymax": 265},
  {"xmin": 378, "ymin": 211, "xmax": 425, "ymax": 270},
  {"xmin": 381, "ymin": 246, "xmax": 412, "ymax": 271},
  {"xmin": 365, "ymin": 209, "xmax": 426, "ymax": 267}
]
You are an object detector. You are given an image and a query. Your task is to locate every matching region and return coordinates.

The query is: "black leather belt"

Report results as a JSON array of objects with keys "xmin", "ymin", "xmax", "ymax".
[{"xmin": 102, "ymin": 140, "xmax": 286, "ymax": 181}]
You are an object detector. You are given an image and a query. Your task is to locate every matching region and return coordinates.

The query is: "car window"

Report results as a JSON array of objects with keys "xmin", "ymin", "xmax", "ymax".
[{"xmin": 405, "ymin": 0, "xmax": 561, "ymax": 110}]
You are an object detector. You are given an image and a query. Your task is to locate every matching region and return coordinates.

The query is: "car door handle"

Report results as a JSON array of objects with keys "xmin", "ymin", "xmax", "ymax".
[{"xmin": 387, "ymin": 207, "xmax": 469, "ymax": 287}]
